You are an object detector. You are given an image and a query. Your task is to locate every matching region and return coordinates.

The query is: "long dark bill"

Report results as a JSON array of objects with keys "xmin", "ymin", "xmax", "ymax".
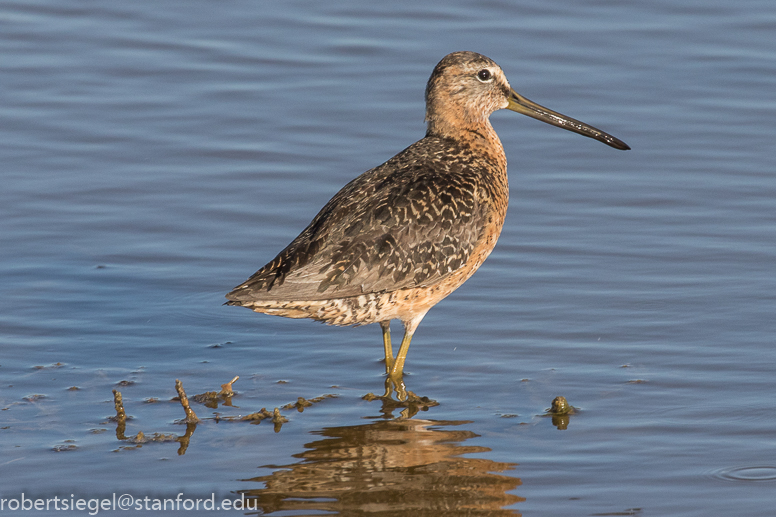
[{"xmin": 507, "ymin": 89, "xmax": 630, "ymax": 150}]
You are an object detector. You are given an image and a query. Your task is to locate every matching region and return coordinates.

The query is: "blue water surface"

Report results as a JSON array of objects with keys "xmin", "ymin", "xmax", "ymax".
[{"xmin": 2, "ymin": 1, "xmax": 775, "ymax": 516}]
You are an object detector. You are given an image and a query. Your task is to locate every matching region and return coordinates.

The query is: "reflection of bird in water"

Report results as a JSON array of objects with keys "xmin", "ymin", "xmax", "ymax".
[
  {"xmin": 239, "ymin": 419, "xmax": 523, "ymax": 515},
  {"xmin": 227, "ymin": 51, "xmax": 629, "ymax": 381}
]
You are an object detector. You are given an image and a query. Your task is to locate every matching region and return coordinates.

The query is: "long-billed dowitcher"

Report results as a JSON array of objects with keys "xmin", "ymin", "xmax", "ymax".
[{"xmin": 227, "ymin": 51, "xmax": 629, "ymax": 381}]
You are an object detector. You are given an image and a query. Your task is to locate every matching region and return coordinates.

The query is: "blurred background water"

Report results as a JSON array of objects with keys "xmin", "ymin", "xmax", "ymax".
[{"xmin": 1, "ymin": 0, "xmax": 775, "ymax": 515}]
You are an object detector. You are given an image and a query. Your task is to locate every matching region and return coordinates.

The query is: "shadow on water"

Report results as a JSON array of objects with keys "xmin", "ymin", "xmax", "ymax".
[{"xmin": 239, "ymin": 416, "xmax": 524, "ymax": 516}]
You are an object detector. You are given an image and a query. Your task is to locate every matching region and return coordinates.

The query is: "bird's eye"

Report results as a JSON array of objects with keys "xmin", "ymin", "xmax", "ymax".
[{"xmin": 477, "ymin": 69, "xmax": 492, "ymax": 82}]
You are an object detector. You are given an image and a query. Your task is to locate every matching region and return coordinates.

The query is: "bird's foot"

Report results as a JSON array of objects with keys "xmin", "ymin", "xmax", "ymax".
[{"xmin": 362, "ymin": 377, "xmax": 439, "ymax": 419}]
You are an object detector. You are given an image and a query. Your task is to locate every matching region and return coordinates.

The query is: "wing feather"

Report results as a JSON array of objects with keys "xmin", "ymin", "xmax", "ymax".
[{"xmin": 226, "ymin": 137, "xmax": 491, "ymax": 303}]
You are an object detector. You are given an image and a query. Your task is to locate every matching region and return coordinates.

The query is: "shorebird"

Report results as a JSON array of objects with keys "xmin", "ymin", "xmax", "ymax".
[{"xmin": 227, "ymin": 51, "xmax": 629, "ymax": 383}]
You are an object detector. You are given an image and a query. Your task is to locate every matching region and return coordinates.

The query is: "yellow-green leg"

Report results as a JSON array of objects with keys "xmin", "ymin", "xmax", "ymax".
[
  {"xmin": 387, "ymin": 313, "xmax": 426, "ymax": 379},
  {"xmin": 383, "ymin": 314, "xmax": 426, "ymax": 401},
  {"xmin": 389, "ymin": 331, "xmax": 413, "ymax": 378},
  {"xmin": 380, "ymin": 321, "xmax": 393, "ymax": 374},
  {"xmin": 386, "ymin": 330, "xmax": 413, "ymax": 401}
]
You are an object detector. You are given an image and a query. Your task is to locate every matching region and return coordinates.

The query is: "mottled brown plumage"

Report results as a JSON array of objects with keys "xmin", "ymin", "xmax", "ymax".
[{"xmin": 227, "ymin": 51, "xmax": 629, "ymax": 381}]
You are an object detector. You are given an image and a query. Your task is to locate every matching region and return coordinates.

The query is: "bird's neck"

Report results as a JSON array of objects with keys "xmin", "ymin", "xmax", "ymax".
[{"xmin": 426, "ymin": 117, "xmax": 507, "ymax": 174}]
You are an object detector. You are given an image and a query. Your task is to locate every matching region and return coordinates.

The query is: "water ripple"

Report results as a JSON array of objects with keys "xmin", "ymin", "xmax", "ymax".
[{"xmin": 710, "ymin": 466, "xmax": 776, "ymax": 483}]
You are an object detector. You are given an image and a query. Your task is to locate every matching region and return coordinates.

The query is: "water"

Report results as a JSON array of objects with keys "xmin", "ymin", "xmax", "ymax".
[{"xmin": 2, "ymin": 0, "xmax": 775, "ymax": 515}]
